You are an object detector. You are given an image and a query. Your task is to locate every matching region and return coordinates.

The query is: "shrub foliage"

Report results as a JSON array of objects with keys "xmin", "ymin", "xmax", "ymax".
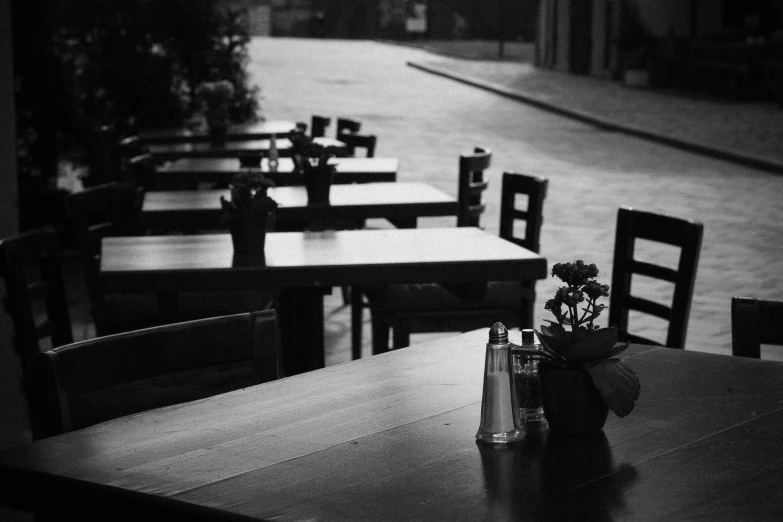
[{"xmin": 13, "ymin": 0, "xmax": 260, "ymax": 180}]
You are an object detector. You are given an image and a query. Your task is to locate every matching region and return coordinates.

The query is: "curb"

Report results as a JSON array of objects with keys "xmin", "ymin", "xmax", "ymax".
[{"xmin": 407, "ymin": 60, "xmax": 783, "ymax": 176}]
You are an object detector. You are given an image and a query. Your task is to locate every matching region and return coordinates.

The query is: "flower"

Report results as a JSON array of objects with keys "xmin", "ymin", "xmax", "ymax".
[
  {"xmin": 537, "ymin": 259, "xmax": 640, "ymax": 418},
  {"xmin": 546, "ymin": 260, "xmax": 607, "ymax": 333},
  {"xmin": 220, "ymin": 171, "xmax": 277, "ymax": 221},
  {"xmin": 194, "ymin": 80, "xmax": 235, "ymax": 126},
  {"xmin": 195, "ymin": 80, "xmax": 235, "ymax": 109}
]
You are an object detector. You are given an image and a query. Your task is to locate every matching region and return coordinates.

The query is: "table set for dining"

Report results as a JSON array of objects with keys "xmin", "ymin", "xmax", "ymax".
[{"xmin": 3, "ymin": 112, "xmax": 781, "ymax": 522}]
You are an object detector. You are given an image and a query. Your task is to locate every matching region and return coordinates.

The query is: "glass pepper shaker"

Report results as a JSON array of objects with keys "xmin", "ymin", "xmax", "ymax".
[{"xmin": 512, "ymin": 329, "xmax": 545, "ymax": 423}]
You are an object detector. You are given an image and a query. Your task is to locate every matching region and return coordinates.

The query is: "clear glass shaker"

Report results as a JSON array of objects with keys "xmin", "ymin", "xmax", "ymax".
[{"xmin": 512, "ymin": 329, "xmax": 545, "ymax": 423}]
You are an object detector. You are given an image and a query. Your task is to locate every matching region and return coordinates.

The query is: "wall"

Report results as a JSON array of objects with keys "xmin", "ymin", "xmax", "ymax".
[{"xmin": 1, "ymin": 0, "xmax": 31, "ymax": 450}]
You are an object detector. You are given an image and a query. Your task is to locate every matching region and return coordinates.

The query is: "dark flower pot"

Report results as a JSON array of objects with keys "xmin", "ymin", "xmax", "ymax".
[
  {"xmin": 208, "ymin": 122, "xmax": 228, "ymax": 148},
  {"xmin": 538, "ymin": 363, "xmax": 609, "ymax": 435},
  {"xmin": 229, "ymin": 211, "xmax": 270, "ymax": 254},
  {"xmin": 305, "ymin": 171, "xmax": 332, "ymax": 206}
]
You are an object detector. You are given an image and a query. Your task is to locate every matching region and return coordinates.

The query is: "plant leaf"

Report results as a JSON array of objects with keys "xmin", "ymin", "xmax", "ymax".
[{"xmin": 583, "ymin": 358, "xmax": 641, "ymax": 417}]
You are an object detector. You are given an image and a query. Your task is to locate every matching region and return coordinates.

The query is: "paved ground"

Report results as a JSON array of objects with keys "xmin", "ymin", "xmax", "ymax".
[{"xmin": 244, "ymin": 37, "xmax": 783, "ymax": 364}]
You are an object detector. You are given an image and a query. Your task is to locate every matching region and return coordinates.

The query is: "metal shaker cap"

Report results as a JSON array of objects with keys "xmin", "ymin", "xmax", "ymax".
[
  {"xmin": 489, "ymin": 322, "xmax": 508, "ymax": 344},
  {"xmin": 521, "ymin": 329, "xmax": 535, "ymax": 344}
]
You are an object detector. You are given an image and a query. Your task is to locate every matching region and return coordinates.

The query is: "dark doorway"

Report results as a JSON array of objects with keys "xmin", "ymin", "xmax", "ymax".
[{"xmin": 569, "ymin": 0, "xmax": 593, "ymax": 75}]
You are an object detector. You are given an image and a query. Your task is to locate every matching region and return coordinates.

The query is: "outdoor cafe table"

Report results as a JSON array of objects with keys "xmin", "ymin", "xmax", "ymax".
[
  {"xmin": 98, "ymin": 228, "xmax": 547, "ymax": 375},
  {"xmin": 2, "ymin": 330, "xmax": 782, "ymax": 521},
  {"xmin": 138, "ymin": 120, "xmax": 298, "ymax": 144},
  {"xmin": 141, "ymin": 182, "xmax": 457, "ymax": 231},
  {"xmin": 147, "ymin": 136, "xmax": 347, "ymax": 162},
  {"xmin": 154, "ymin": 157, "xmax": 399, "ymax": 187}
]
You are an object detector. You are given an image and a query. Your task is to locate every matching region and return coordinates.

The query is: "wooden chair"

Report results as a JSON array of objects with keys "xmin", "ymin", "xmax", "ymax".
[
  {"xmin": 731, "ymin": 297, "xmax": 783, "ymax": 358},
  {"xmin": 358, "ymin": 170, "xmax": 548, "ymax": 357},
  {"xmin": 351, "ymin": 147, "xmax": 493, "ymax": 356},
  {"xmin": 66, "ymin": 183, "xmax": 277, "ymax": 336},
  {"xmin": 608, "ymin": 206, "xmax": 703, "ymax": 349},
  {"xmin": 339, "ymin": 133, "xmax": 377, "ymax": 157},
  {"xmin": 30, "ymin": 310, "xmax": 280, "ymax": 437},
  {"xmin": 0, "ymin": 226, "xmax": 74, "ymax": 439},
  {"xmin": 336, "ymin": 117, "xmax": 361, "ymax": 137},
  {"xmin": 457, "ymin": 147, "xmax": 491, "ymax": 227},
  {"xmin": 84, "ymin": 124, "xmax": 122, "ymax": 187},
  {"xmin": 311, "ymin": 115, "xmax": 331, "ymax": 138}
]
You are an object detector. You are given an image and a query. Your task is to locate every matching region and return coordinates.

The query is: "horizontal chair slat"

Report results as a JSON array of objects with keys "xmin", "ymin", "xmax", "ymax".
[
  {"xmin": 626, "ymin": 295, "xmax": 671, "ymax": 320},
  {"xmin": 631, "ymin": 260, "xmax": 678, "ymax": 282}
]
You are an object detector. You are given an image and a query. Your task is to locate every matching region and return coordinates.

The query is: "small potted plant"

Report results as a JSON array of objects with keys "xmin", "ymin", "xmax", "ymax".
[
  {"xmin": 286, "ymin": 128, "xmax": 337, "ymax": 206},
  {"xmin": 536, "ymin": 260, "xmax": 641, "ymax": 435},
  {"xmin": 220, "ymin": 171, "xmax": 277, "ymax": 254},
  {"xmin": 195, "ymin": 80, "xmax": 235, "ymax": 146}
]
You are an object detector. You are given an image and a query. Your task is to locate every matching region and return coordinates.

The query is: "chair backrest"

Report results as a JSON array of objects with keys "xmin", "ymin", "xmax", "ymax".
[
  {"xmin": 0, "ymin": 226, "xmax": 73, "ymax": 439},
  {"xmin": 66, "ymin": 183, "xmax": 144, "ymax": 330},
  {"xmin": 339, "ymin": 133, "xmax": 377, "ymax": 157},
  {"xmin": 31, "ymin": 310, "xmax": 280, "ymax": 437},
  {"xmin": 336, "ymin": 117, "xmax": 361, "ymax": 137},
  {"xmin": 124, "ymin": 152, "xmax": 157, "ymax": 189},
  {"xmin": 608, "ymin": 206, "xmax": 703, "ymax": 349},
  {"xmin": 498, "ymin": 172, "xmax": 548, "ymax": 253},
  {"xmin": 0, "ymin": 226, "xmax": 73, "ymax": 362},
  {"xmin": 731, "ymin": 297, "xmax": 783, "ymax": 358},
  {"xmin": 457, "ymin": 147, "xmax": 491, "ymax": 228},
  {"xmin": 311, "ymin": 115, "xmax": 331, "ymax": 138},
  {"xmin": 84, "ymin": 124, "xmax": 122, "ymax": 187}
]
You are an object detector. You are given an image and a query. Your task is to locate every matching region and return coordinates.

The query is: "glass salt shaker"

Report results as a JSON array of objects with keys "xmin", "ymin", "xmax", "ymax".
[{"xmin": 512, "ymin": 329, "xmax": 546, "ymax": 423}]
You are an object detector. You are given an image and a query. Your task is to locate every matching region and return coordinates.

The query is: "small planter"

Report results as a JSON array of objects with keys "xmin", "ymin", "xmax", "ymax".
[
  {"xmin": 539, "ymin": 363, "xmax": 609, "ymax": 435},
  {"xmin": 208, "ymin": 121, "xmax": 229, "ymax": 148},
  {"xmin": 229, "ymin": 211, "xmax": 270, "ymax": 254},
  {"xmin": 305, "ymin": 172, "xmax": 332, "ymax": 206}
]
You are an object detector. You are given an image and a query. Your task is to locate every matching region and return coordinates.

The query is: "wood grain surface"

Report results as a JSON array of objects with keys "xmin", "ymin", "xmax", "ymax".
[
  {"xmin": 148, "ymin": 137, "xmax": 346, "ymax": 161},
  {"xmin": 1, "ymin": 332, "xmax": 782, "ymax": 520},
  {"xmin": 141, "ymin": 182, "xmax": 457, "ymax": 229},
  {"xmin": 154, "ymin": 157, "xmax": 399, "ymax": 186},
  {"xmin": 99, "ymin": 228, "xmax": 547, "ymax": 293},
  {"xmin": 139, "ymin": 120, "xmax": 298, "ymax": 144}
]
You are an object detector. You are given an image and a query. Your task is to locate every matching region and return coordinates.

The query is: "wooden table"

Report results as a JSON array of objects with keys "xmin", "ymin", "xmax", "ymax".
[
  {"xmin": 148, "ymin": 136, "xmax": 347, "ymax": 161},
  {"xmin": 154, "ymin": 157, "xmax": 399, "ymax": 188},
  {"xmin": 99, "ymin": 228, "xmax": 546, "ymax": 374},
  {"xmin": 2, "ymin": 331, "xmax": 782, "ymax": 521},
  {"xmin": 139, "ymin": 120, "xmax": 298, "ymax": 144},
  {"xmin": 141, "ymin": 182, "xmax": 457, "ymax": 230}
]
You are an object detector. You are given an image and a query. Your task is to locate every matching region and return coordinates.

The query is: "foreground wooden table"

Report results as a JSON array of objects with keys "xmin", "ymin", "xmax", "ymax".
[
  {"xmin": 2, "ymin": 331, "xmax": 782, "ymax": 521},
  {"xmin": 154, "ymin": 157, "xmax": 399, "ymax": 188},
  {"xmin": 141, "ymin": 182, "xmax": 457, "ymax": 230},
  {"xmin": 139, "ymin": 120, "xmax": 298, "ymax": 144},
  {"xmin": 99, "ymin": 228, "xmax": 546, "ymax": 374}
]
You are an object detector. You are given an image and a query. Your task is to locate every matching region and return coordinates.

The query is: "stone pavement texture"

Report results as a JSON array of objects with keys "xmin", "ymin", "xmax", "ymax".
[{"xmin": 246, "ymin": 37, "xmax": 783, "ymax": 364}]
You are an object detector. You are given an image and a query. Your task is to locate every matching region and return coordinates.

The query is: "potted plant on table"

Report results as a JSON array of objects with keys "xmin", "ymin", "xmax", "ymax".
[
  {"xmin": 195, "ymin": 80, "xmax": 235, "ymax": 147},
  {"xmin": 287, "ymin": 127, "xmax": 337, "ymax": 206},
  {"xmin": 536, "ymin": 260, "xmax": 641, "ymax": 435},
  {"xmin": 220, "ymin": 171, "xmax": 277, "ymax": 254}
]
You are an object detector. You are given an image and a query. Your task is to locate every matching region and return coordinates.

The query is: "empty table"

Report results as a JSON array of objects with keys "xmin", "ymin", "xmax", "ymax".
[
  {"xmin": 141, "ymin": 182, "xmax": 457, "ymax": 230},
  {"xmin": 138, "ymin": 120, "xmax": 298, "ymax": 144},
  {"xmin": 99, "ymin": 228, "xmax": 547, "ymax": 374},
  {"xmin": 147, "ymin": 136, "xmax": 347, "ymax": 161},
  {"xmin": 154, "ymin": 157, "xmax": 399, "ymax": 187}
]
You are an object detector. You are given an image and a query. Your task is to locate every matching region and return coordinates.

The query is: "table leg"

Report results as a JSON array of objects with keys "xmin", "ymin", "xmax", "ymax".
[
  {"xmin": 388, "ymin": 217, "xmax": 417, "ymax": 229},
  {"xmin": 277, "ymin": 288, "xmax": 326, "ymax": 375}
]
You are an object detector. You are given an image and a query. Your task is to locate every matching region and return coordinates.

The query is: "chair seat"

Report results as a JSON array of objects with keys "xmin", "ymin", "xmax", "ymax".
[{"xmin": 369, "ymin": 281, "xmax": 531, "ymax": 312}]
